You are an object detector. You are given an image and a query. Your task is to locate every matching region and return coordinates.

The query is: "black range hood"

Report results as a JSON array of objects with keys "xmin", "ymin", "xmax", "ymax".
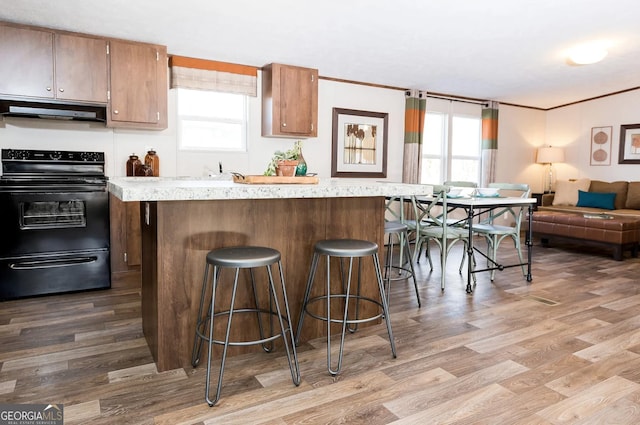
[{"xmin": 0, "ymin": 99, "xmax": 106, "ymax": 122}]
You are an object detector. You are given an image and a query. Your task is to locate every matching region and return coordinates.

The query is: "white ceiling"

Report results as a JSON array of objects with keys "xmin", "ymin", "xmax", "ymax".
[{"xmin": 2, "ymin": 0, "xmax": 640, "ymax": 109}]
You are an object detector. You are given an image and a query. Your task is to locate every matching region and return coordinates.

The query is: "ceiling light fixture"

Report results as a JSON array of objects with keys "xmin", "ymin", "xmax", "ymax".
[{"xmin": 567, "ymin": 41, "xmax": 609, "ymax": 65}]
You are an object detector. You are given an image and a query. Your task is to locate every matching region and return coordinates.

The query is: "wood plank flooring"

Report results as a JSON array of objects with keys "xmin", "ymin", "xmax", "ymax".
[{"xmin": 2, "ymin": 238, "xmax": 640, "ymax": 424}]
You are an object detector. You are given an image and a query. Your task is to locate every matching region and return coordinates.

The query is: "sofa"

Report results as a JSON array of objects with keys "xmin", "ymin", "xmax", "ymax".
[
  {"xmin": 539, "ymin": 179, "xmax": 640, "ymax": 218},
  {"xmin": 531, "ymin": 179, "xmax": 640, "ymax": 259}
]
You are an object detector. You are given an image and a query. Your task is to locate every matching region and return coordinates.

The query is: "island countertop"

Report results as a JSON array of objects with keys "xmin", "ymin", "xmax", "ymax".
[{"xmin": 108, "ymin": 176, "xmax": 430, "ymax": 201}]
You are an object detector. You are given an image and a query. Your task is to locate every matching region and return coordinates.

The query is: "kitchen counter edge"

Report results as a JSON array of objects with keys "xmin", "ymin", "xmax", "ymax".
[{"xmin": 107, "ymin": 177, "xmax": 431, "ymax": 202}]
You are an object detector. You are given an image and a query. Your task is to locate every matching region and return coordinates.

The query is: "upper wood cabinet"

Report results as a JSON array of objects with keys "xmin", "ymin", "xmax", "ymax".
[
  {"xmin": 108, "ymin": 40, "xmax": 168, "ymax": 130},
  {"xmin": 262, "ymin": 63, "xmax": 318, "ymax": 138},
  {"xmin": 0, "ymin": 23, "xmax": 108, "ymax": 103},
  {"xmin": 55, "ymin": 34, "xmax": 108, "ymax": 103}
]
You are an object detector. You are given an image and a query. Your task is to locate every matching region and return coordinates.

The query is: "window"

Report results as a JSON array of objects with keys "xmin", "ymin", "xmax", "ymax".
[
  {"xmin": 177, "ymin": 88, "xmax": 247, "ymax": 152},
  {"xmin": 421, "ymin": 99, "xmax": 482, "ymax": 185}
]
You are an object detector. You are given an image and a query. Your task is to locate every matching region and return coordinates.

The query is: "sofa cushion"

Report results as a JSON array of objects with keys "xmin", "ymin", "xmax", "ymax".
[
  {"xmin": 552, "ymin": 179, "xmax": 591, "ymax": 206},
  {"xmin": 625, "ymin": 182, "xmax": 640, "ymax": 209},
  {"xmin": 590, "ymin": 180, "xmax": 628, "ymax": 210},
  {"xmin": 576, "ymin": 190, "xmax": 616, "ymax": 210}
]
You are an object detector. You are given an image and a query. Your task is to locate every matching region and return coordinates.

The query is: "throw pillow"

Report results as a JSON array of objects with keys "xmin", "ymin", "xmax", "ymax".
[
  {"xmin": 626, "ymin": 182, "xmax": 640, "ymax": 209},
  {"xmin": 552, "ymin": 179, "xmax": 591, "ymax": 206},
  {"xmin": 576, "ymin": 190, "xmax": 616, "ymax": 210},
  {"xmin": 589, "ymin": 180, "xmax": 628, "ymax": 209}
]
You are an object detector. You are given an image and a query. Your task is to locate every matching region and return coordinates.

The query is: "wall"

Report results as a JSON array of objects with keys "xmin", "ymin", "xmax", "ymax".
[
  {"xmin": 497, "ymin": 104, "xmax": 547, "ymax": 193},
  {"xmin": 2, "ymin": 76, "xmax": 637, "ymax": 187},
  {"xmin": 0, "ymin": 74, "xmax": 406, "ymax": 181},
  {"xmin": 545, "ymin": 88, "xmax": 640, "ymax": 183},
  {"xmin": 491, "ymin": 88, "xmax": 640, "ymax": 194}
]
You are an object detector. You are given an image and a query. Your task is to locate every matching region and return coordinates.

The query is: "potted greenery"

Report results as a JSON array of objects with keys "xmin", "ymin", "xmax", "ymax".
[{"xmin": 264, "ymin": 140, "xmax": 303, "ymax": 176}]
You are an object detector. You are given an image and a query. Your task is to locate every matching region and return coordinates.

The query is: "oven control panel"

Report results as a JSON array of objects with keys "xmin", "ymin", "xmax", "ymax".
[{"xmin": 2, "ymin": 149, "xmax": 104, "ymax": 163}]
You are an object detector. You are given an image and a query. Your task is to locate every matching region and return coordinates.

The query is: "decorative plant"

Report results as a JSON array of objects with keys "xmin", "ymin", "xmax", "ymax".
[{"xmin": 264, "ymin": 140, "xmax": 303, "ymax": 176}]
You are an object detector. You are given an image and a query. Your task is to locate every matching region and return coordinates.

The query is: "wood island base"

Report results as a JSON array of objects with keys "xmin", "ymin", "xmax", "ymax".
[{"xmin": 141, "ymin": 196, "xmax": 385, "ymax": 372}]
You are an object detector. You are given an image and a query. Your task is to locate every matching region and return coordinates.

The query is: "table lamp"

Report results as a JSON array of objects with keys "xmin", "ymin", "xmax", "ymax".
[{"xmin": 536, "ymin": 146, "xmax": 565, "ymax": 193}]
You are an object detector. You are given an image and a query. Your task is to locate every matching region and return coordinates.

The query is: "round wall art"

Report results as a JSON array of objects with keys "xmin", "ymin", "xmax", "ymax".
[{"xmin": 590, "ymin": 126, "xmax": 612, "ymax": 166}]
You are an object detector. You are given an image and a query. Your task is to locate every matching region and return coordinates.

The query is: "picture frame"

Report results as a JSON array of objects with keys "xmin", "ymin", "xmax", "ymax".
[
  {"xmin": 331, "ymin": 108, "xmax": 388, "ymax": 178},
  {"xmin": 590, "ymin": 126, "xmax": 612, "ymax": 166},
  {"xmin": 619, "ymin": 124, "xmax": 640, "ymax": 164}
]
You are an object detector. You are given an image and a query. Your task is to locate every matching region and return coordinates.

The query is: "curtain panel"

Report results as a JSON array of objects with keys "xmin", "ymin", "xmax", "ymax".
[
  {"xmin": 402, "ymin": 89, "xmax": 427, "ymax": 184},
  {"xmin": 169, "ymin": 55, "xmax": 258, "ymax": 96},
  {"xmin": 481, "ymin": 101, "xmax": 499, "ymax": 187}
]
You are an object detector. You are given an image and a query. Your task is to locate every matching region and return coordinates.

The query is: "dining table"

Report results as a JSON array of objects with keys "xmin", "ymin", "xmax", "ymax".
[
  {"xmin": 439, "ymin": 195, "xmax": 536, "ymax": 293},
  {"xmin": 411, "ymin": 193, "xmax": 536, "ymax": 293}
]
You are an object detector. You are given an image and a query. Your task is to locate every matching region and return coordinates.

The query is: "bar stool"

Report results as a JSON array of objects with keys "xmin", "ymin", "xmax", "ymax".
[
  {"xmin": 384, "ymin": 221, "xmax": 421, "ymax": 307},
  {"xmin": 191, "ymin": 246, "xmax": 300, "ymax": 406},
  {"xmin": 295, "ymin": 239, "xmax": 396, "ymax": 375}
]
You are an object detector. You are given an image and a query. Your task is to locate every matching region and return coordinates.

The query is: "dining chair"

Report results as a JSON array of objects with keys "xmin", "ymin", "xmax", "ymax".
[
  {"xmin": 443, "ymin": 180, "xmax": 478, "ymax": 194},
  {"xmin": 383, "ymin": 196, "xmax": 421, "ymax": 305},
  {"xmin": 385, "ymin": 196, "xmax": 414, "ymax": 265},
  {"xmin": 412, "ymin": 185, "xmax": 471, "ymax": 290},
  {"xmin": 471, "ymin": 182, "xmax": 531, "ymax": 281},
  {"xmin": 443, "ymin": 180, "xmax": 478, "ymax": 227}
]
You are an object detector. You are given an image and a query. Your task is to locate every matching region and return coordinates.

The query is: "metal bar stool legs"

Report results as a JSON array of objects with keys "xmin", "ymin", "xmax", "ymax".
[
  {"xmin": 295, "ymin": 239, "xmax": 396, "ymax": 376},
  {"xmin": 191, "ymin": 246, "xmax": 300, "ymax": 406},
  {"xmin": 384, "ymin": 221, "xmax": 421, "ymax": 307}
]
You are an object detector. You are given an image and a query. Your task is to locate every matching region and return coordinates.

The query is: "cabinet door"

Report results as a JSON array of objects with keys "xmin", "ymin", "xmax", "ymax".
[
  {"xmin": 55, "ymin": 34, "xmax": 108, "ymax": 103},
  {"xmin": 262, "ymin": 63, "xmax": 318, "ymax": 138},
  {"xmin": 108, "ymin": 39, "xmax": 167, "ymax": 129},
  {"xmin": 0, "ymin": 24, "xmax": 54, "ymax": 99},
  {"xmin": 109, "ymin": 195, "xmax": 141, "ymax": 273},
  {"xmin": 279, "ymin": 66, "xmax": 317, "ymax": 136}
]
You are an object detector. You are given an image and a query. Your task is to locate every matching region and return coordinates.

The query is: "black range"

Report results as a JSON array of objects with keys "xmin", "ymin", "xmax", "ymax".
[{"xmin": 0, "ymin": 149, "xmax": 111, "ymax": 300}]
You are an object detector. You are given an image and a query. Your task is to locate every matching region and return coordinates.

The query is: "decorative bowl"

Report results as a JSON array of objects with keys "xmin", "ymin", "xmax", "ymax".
[
  {"xmin": 447, "ymin": 188, "xmax": 463, "ymax": 198},
  {"xmin": 476, "ymin": 187, "xmax": 500, "ymax": 197}
]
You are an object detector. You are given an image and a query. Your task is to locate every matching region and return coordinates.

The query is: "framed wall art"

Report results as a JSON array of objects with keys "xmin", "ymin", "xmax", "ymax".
[
  {"xmin": 618, "ymin": 123, "xmax": 640, "ymax": 164},
  {"xmin": 331, "ymin": 108, "xmax": 388, "ymax": 178},
  {"xmin": 590, "ymin": 126, "xmax": 612, "ymax": 166}
]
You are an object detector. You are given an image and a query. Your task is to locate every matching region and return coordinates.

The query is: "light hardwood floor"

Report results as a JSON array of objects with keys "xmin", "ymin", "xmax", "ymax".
[{"xmin": 2, "ymin": 238, "xmax": 640, "ymax": 424}]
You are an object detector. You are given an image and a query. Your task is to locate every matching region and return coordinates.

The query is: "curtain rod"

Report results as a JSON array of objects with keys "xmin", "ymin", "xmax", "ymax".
[{"xmin": 426, "ymin": 93, "xmax": 489, "ymax": 106}]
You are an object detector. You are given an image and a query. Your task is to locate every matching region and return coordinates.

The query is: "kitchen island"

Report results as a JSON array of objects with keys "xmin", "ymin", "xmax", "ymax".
[{"xmin": 108, "ymin": 177, "xmax": 429, "ymax": 372}]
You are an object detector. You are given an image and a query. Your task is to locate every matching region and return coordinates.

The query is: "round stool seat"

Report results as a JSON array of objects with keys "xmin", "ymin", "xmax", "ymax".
[
  {"xmin": 384, "ymin": 221, "xmax": 408, "ymax": 234},
  {"xmin": 314, "ymin": 239, "xmax": 378, "ymax": 257},
  {"xmin": 206, "ymin": 246, "xmax": 280, "ymax": 268}
]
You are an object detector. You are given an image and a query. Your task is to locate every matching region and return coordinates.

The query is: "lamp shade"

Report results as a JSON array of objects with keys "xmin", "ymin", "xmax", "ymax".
[{"xmin": 536, "ymin": 146, "xmax": 565, "ymax": 164}]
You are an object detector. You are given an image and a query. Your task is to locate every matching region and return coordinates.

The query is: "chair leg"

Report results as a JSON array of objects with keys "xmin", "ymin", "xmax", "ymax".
[
  {"xmin": 344, "ymin": 257, "xmax": 361, "ymax": 334},
  {"xmin": 250, "ymin": 268, "xmax": 273, "ymax": 353},
  {"xmin": 512, "ymin": 234, "xmax": 526, "ymax": 277},
  {"xmin": 328, "ymin": 256, "xmax": 353, "ymax": 376},
  {"xmin": 489, "ymin": 236, "xmax": 498, "ymax": 281},
  {"xmin": 295, "ymin": 252, "xmax": 319, "ymax": 346},
  {"xmin": 205, "ymin": 266, "xmax": 239, "ymax": 407},
  {"xmin": 373, "ymin": 252, "xmax": 397, "ymax": 358},
  {"xmin": 401, "ymin": 231, "xmax": 421, "ymax": 307},
  {"xmin": 456, "ymin": 240, "xmax": 466, "ymax": 273},
  {"xmin": 191, "ymin": 262, "xmax": 211, "ymax": 367},
  {"xmin": 268, "ymin": 261, "xmax": 301, "ymax": 386}
]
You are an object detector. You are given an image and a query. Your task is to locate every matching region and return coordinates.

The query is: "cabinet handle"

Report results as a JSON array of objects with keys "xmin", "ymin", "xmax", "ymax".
[
  {"xmin": 282, "ymin": 122, "xmax": 287, "ymax": 127},
  {"xmin": 113, "ymin": 110, "xmax": 119, "ymax": 115},
  {"xmin": 59, "ymin": 88, "xmax": 64, "ymax": 93},
  {"xmin": 46, "ymin": 87, "xmax": 51, "ymax": 91}
]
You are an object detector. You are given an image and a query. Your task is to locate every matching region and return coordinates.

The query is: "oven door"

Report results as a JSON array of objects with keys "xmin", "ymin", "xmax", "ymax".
[
  {"xmin": 0, "ymin": 248, "xmax": 110, "ymax": 300},
  {"xmin": 0, "ymin": 188, "xmax": 109, "ymax": 257}
]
